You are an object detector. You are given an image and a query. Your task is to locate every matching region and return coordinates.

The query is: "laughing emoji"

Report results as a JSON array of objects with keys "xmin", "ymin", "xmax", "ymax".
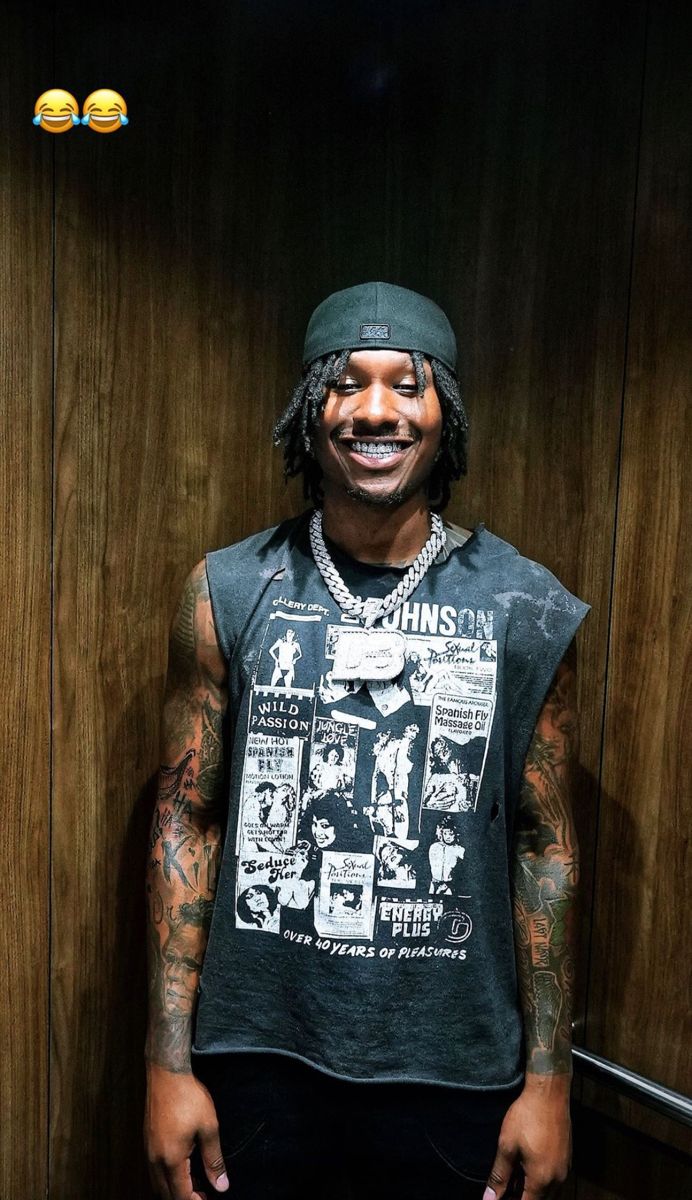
[
  {"xmin": 81, "ymin": 89, "xmax": 128, "ymax": 133},
  {"xmin": 33, "ymin": 89, "xmax": 80, "ymax": 133}
]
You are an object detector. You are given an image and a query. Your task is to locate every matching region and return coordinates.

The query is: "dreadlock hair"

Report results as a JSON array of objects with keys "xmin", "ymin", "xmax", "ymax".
[{"xmin": 272, "ymin": 349, "xmax": 468, "ymax": 512}]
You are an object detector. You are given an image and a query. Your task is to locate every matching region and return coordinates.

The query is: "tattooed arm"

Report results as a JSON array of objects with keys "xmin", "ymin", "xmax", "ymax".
[
  {"xmin": 144, "ymin": 561, "xmax": 229, "ymax": 1200},
  {"xmin": 485, "ymin": 647, "xmax": 579, "ymax": 1200}
]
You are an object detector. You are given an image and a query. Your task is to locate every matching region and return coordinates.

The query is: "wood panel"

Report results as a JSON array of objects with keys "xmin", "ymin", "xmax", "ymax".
[
  {"xmin": 572, "ymin": 1102, "xmax": 692, "ymax": 1198},
  {"xmin": 589, "ymin": 0, "xmax": 692, "ymax": 1109},
  {"xmin": 0, "ymin": 5, "xmax": 52, "ymax": 1196},
  {"xmin": 49, "ymin": 6, "xmax": 303, "ymax": 1196},
  {"xmin": 48, "ymin": 1, "xmax": 647, "ymax": 1196}
]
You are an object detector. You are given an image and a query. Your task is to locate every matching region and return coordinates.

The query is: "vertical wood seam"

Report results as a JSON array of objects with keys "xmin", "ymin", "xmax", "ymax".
[
  {"xmin": 580, "ymin": 0, "xmax": 652, "ymax": 1056},
  {"xmin": 47, "ymin": 5, "xmax": 55, "ymax": 1197}
]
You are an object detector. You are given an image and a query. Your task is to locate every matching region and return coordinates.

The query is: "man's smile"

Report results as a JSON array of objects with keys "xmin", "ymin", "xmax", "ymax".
[{"xmin": 335, "ymin": 434, "xmax": 416, "ymax": 469}]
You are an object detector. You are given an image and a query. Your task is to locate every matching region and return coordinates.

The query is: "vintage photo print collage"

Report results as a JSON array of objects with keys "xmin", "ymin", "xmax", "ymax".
[{"xmin": 234, "ymin": 598, "xmax": 496, "ymax": 960}]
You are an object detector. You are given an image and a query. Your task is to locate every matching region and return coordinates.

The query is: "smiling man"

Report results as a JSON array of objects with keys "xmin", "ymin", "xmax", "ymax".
[{"xmin": 144, "ymin": 282, "xmax": 590, "ymax": 1200}]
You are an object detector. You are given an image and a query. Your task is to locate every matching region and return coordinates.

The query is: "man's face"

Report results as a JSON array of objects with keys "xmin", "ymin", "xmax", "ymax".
[{"xmin": 313, "ymin": 350, "xmax": 443, "ymax": 508}]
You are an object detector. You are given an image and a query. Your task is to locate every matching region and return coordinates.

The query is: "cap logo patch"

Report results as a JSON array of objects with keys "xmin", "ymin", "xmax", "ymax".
[{"xmin": 360, "ymin": 323, "xmax": 390, "ymax": 340}]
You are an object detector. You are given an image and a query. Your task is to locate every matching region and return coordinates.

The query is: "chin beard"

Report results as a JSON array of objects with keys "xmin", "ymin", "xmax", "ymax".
[{"xmin": 344, "ymin": 480, "xmax": 422, "ymax": 508}]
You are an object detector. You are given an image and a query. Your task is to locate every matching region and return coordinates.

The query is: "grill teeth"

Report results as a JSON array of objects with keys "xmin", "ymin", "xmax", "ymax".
[{"xmin": 353, "ymin": 441, "xmax": 401, "ymax": 454}]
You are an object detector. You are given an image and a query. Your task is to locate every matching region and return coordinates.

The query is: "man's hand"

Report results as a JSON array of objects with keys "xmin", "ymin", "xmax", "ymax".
[
  {"xmin": 145, "ymin": 1063, "xmax": 229, "ymax": 1200},
  {"xmin": 484, "ymin": 1075, "xmax": 572, "ymax": 1200}
]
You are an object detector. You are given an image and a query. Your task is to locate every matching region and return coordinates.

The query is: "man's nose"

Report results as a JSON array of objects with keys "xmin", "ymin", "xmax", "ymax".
[{"xmin": 351, "ymin": 382, "xmax": 399, "ymax": 427}]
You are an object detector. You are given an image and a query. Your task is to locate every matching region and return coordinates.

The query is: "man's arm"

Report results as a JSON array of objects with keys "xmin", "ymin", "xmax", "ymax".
[
  {"xmin": 485, "ymin": 647, "xmax": 579, "ymax": 1200},
  {"xmin": 144, "ymin": 561, "xmax": 230, "ymax": 1200}
]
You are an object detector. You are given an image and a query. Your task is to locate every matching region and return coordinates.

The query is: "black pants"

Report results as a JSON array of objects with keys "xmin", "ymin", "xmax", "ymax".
[{"xmin": 190, "ymin": 1052, "xmax": 521, "ymax": 1200}]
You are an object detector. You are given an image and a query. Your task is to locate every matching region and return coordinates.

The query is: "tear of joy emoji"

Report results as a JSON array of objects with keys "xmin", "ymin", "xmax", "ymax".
[
  {"xmin": 33, "ymin": 89, "xmax": 80, "ymax": 133},
  {"xmin": 81, "ymin": 89, "xmax": 128, "ymax": 133}
]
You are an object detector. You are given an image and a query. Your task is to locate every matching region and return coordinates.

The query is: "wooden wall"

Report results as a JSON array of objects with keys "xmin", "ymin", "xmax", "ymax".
[
  {"xmin": 1, "ymin": 8, "xmax": 52, "ymax": 1200},
  {"xmin": 3, "ymin": 1, "xmax": 689, "ymax": 1196}
]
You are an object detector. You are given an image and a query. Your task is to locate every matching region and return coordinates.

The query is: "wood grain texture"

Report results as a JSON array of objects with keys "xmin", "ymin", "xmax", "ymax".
[
  {"xmin": 0, "ymin": 5, "xmax": 52, "ymax": 1197},
  {"xmin": 572, "ymin": 1101, "xmax": 692, "ymax": 1199},
  {"xmin": 578, "ymin": 1076, "xmax": 692, "ymax": 1161},
  {"xmin": 589, "ymin": 0, "xmax": 692, "ymax": 1105}
]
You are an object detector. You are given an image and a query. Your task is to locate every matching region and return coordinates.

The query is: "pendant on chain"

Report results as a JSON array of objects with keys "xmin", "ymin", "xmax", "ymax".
[{"xmin": 331, "ymin": 626, "xmax": 407, "ymax": 682}]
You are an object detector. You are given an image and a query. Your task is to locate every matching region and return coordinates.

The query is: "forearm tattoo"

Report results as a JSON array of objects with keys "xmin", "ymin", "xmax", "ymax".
[
  {"xmin": 145, "ymin": 564, "xmax": 226, "ymax": 1072},
  {"xmin": 513, "ymin": 655, "xmax": 579, "ymax": 1075}
]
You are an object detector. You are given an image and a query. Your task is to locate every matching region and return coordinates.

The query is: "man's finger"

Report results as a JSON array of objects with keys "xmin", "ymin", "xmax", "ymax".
[
  {"xmin": 484, "ymin": 1139, "xmax": 517, "ymax": 1200},
  {"xmin": 166, "ymin": 1156, "xmax": 198, "ymax": 1200},
  {"xmin": 148, "ymin": 1162, "xmax": 174, "ymax": 1200},
  {"xmin": 485, "ymin": 1143, "xmax": 519, "ymax": 1199},
  {"xmin": 520, "ymin": 1180, "xmax": 553, "ymax": 1200},
  {"xmin": 198, "ymin": 1125, "xmax": 229, "ymax": 1194}
]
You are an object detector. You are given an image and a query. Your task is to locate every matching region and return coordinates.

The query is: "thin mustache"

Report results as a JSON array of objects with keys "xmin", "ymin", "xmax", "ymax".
[{"xmin": 335, "ymin": 430, "xmax": 417, "ymax": 442}]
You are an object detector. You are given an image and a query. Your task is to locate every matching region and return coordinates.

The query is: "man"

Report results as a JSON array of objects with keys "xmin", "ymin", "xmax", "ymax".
[{"xmin": 144, "ymin": 282, "xmax": 589, "ymax": 1200}]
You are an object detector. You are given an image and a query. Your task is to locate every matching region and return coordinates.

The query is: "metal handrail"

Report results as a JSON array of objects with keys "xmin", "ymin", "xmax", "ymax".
[{"xmin": 572, "ymin": 1046, "xmax": 692, "ymax": 1128}]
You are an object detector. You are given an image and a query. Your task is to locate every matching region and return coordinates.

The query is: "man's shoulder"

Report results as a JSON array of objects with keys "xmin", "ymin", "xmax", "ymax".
[
  {"xmin": 453, "ymin": 523, "xmax": 564, "ymax": 588},
  {"xmin": 206, "ymin": 512, "xmax": 308, "ymax": 572},
  {"xmin": 466, "ymin": 525, "xmax": 590, "ymax": 640}
]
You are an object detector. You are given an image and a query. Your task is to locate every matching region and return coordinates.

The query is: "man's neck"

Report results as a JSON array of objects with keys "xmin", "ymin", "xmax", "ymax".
[{"xmin": 320, "ymin": 492, "xmax": 434, "ymax": 566}]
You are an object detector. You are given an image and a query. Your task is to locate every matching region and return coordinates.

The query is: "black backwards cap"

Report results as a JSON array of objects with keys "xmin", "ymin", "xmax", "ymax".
[{"xmin": 302, "ymin": 281, "xmax": 458, "ymax": 374}]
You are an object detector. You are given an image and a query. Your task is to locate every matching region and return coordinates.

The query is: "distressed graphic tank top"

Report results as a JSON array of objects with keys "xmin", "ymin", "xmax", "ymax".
[{"xmin": 192, "ymin": 513, "xmax": 589, "ymax": 1089}]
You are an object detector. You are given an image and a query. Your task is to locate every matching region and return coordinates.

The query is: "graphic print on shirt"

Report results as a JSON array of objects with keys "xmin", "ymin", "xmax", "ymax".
[
  {"xmin": 374, "ymin": 836, "xmax": 419, "ymax": 889},
  {"xmin": 425, "ymin": 813, "xmax": 467, "ymax": 895},
  {"xmin": 404, "ymin": 634, "xmax": 496, "ymax": 707},
  {"xmin": 367, "ymin": 722, "xmax": 420, "ymax": 839},
  {"xmin": 380, "ymin": 600, "xmax": 494, "ymax": 640},
  {"xmin": 298, "ymin": 716, "xmax": 365, "ymax": 850},
  {"xmin": 237, "ymin": 733, "xmax": 302, "ymax": 853},
  {"xmin": 314, "ymin": 851, "xmax": 376, "ymax": 939},
  {"xmin": 421, "ymin": 694, "xmax": 495, "ymax": 814},
  {"xmin": 318, "ymin": 669, "xmax": 360, "ymax": 706},
  {"xmin": 249, "ymin": 611, "xmax": 318, "ymax": 739},
  {"xmin": 233, "ymin": 600, "xmax": 496, "ymax": 958},
  {"xmin": 377, "ymin": 896, "xmax": 445, "ymax": 942},
  {"xmin": 254, "ymin": 611, "xmax": 320, "ymax": 696},
  {"xmin": 236, "ymin": 845, "xmax": 316, "ymax": 935},
  {"xmin": 306, "ymin": 716, "xmax": 359, "ymax": 799}
]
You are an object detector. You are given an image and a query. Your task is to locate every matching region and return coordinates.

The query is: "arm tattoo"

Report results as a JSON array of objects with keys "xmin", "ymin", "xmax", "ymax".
[
  {"xmin": 145, "ymin": 563, "xmax": 227, "ymax": 1072},
  {"xmin": 513, "ymin": 653, "xmax": 579, "ymax": 1075}
]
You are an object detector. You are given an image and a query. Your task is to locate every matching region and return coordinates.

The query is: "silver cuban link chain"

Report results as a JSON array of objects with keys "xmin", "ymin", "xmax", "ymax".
[{"xmin": 309, "ymin": 509, "xmax": 446, "ymax": 628}]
